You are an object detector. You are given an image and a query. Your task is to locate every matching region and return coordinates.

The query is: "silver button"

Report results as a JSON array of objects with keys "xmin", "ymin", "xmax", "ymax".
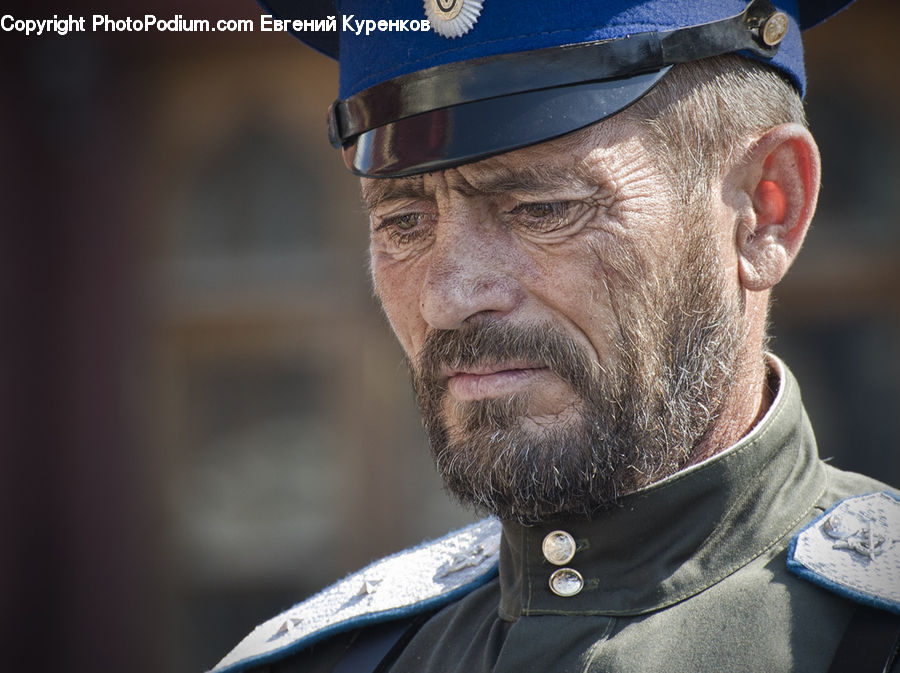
[
  {"xmin": 549, "ymin": 568, "xmax": 584, "ymax": 597},
  {"xmin": 761, "ymin": 11, "xmax": 789, "ymax": 46},
  {"xmin": 542, "ymin": 530, "xmax": 577, "ymax": 566}
]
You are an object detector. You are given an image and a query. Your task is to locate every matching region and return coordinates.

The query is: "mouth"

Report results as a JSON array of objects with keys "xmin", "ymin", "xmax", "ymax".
[{"xmin": 444, "ymin": 362, "xmax": 550, "ymax": 401}]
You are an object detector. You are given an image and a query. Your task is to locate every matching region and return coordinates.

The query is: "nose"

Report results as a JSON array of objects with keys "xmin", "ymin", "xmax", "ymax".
[{"xmin": 419, "ymin": 206, "xmax": 524, "ymax": 330}]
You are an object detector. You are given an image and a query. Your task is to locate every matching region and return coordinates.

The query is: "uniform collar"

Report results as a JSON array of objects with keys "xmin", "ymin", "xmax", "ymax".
[{"xmin": 497, "ymin": 357, "xmax": 827, "ymax": 619}]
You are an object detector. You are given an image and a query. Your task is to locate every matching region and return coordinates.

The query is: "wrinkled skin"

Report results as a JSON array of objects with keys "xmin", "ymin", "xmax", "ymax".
[{"xmin": 362, "ymin": 116, "xmax": 818, "ymax": 522}]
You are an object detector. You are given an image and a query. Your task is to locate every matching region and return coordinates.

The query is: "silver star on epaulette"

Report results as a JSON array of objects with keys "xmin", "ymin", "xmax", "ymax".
[
  {"xmin": 340, "ymin": 577, "xmax": 383, "ymax": 608},
  {"xmin": 435, "ymin": 537, "xmax": 500, "ymax": 579},
  {"xmin": 267, "ymin": 617, "xmax": 303, "ymax": 642},
  {"xmin": 355, "ymin": 578, "xmax": 382, "ymax": 596}
]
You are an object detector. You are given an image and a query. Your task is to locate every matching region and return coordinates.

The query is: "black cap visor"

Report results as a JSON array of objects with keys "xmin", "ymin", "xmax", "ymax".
[{"xmin": 345, "ymin": 69, "xmax": 670, "ymax": 177}]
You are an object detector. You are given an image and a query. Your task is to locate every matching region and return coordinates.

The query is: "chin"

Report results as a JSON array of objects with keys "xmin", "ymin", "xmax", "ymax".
[{"xmin": 443, "ymin": 397, "xmax": 584, "ymax": 444}]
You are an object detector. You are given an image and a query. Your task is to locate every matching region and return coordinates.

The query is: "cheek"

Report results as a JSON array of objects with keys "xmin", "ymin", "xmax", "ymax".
[
  {"xmin": 528, "ymin": 238, "xmax": 624, "ymax": 363},
  {"xmin": 581, "ymin": 249, "xmax": 626, "ymax": 357},
  {"xmin": 564, "ymin": 230, "xmax": 665, "ymax": 364},
  {"xmin": 371, "ymin": 251, "xmax": 427, "ymax": 356}
]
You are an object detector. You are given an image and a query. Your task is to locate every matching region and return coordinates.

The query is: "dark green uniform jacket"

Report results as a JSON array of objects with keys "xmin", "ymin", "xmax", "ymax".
[{"xmin": 215, "ymin": 359, "xmax": 899, "ymax": 673}]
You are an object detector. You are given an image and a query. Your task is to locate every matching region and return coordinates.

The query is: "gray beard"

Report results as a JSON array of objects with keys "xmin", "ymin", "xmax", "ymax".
[{"xmin": 410, "ymin": 222, "xmax": 744, "ymax": 525}]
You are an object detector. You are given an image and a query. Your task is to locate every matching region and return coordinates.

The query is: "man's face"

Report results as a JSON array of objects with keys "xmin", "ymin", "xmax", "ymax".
[{"xmin": 363, "ymin": 119, "xmax": 745, "ymax": 523}]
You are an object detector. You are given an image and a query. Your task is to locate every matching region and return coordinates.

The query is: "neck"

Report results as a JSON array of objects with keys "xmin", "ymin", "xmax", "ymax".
[
  {"xmin": 688, "ymin": 357, "xmax": 773, "ymax": 466},
  {"xmin": 687, "ymin": 296, "xmax": 773, "ymax": 466}
]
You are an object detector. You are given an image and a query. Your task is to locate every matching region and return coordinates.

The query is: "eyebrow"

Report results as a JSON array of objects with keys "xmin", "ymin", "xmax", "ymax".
[
  {"xmin": 360, "ymin": 161, "xmax": 602, "ymax": 211},
  {"xmin": 361, "ymin": 176, "xmax": 425, "ymax": 211},
  {"xmin": 456, "ymin": 162, "xmax": 598, "ymax": 197}
]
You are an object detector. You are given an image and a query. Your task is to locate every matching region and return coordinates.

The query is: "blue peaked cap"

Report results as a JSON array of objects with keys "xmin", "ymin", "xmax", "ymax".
[{"xmin": 262, "ymin": 0, "xmax": 854, "ymax": 177}]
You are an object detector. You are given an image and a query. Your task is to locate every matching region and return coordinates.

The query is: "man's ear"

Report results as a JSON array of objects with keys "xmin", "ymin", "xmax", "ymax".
[{"xmin": 733, "ymin": 123, "xmax": 821, "ymax": 292}]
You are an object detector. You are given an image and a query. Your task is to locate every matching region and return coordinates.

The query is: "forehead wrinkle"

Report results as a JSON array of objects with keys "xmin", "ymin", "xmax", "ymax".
[{"xmin": 458, "ymin": 160, "xmax": 600, "ymax": 197}]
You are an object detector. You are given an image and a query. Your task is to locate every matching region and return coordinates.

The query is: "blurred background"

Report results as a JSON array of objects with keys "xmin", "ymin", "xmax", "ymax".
[{"xmin": 1, "ymin": 2, "xmax": 897, "ymax": 672}]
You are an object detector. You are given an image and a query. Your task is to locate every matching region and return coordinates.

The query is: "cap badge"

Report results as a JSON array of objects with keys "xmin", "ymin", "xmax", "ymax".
[{"xmin": 424, "ymin": 0, "xmax": 483, "ymax": 39}]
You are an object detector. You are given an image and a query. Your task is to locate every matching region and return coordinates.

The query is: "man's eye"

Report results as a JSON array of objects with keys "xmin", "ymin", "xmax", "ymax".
[
  {"xmin": 372, "ymin": 211, "xmax": 432, "ymax": 249},
  {"xmin": 512, "ymin": 202, "xmax": 563, "ymax": 217},
  {"xmin": 381, "ymin": 213, "xmax": 422, "ymax": 231},
  {"xmin": 374, "ymin": 212, "xmax": 424, "ymax": 234},
  {"xmin": 507, "ymin": 201, "xmax": 573, "ymax": 231}
]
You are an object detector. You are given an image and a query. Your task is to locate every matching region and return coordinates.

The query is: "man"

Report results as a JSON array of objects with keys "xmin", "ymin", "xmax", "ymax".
[{"xmin": 212, "ymin": 1, "xmax": 900, "ymax": 671}]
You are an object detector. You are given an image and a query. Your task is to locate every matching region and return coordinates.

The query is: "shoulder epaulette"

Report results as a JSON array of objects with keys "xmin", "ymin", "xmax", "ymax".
[
  {"xmin": 787, "ymin": 491, "xmax": 900, "ymax": 615},
  {"xmin": 210, "ymin": 517, "xmax": 502, "ymax": 673}
]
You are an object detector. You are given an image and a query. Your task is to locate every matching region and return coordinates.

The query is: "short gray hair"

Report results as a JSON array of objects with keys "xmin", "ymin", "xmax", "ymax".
[{"xmin": 625, "ymin": 55, "xmax": 807, "ymax": 205}]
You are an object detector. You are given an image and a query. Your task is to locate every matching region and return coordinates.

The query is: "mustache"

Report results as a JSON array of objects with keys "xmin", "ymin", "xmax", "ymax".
[{"xmin": 414, "ymin": 321, "xmax": 596, "ymax": 397}]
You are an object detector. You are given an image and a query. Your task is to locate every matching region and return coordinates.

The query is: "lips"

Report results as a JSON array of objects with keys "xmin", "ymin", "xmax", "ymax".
[{"xmin": 444, "ymin": 363, "xmax": 550, "ymax": 401}]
